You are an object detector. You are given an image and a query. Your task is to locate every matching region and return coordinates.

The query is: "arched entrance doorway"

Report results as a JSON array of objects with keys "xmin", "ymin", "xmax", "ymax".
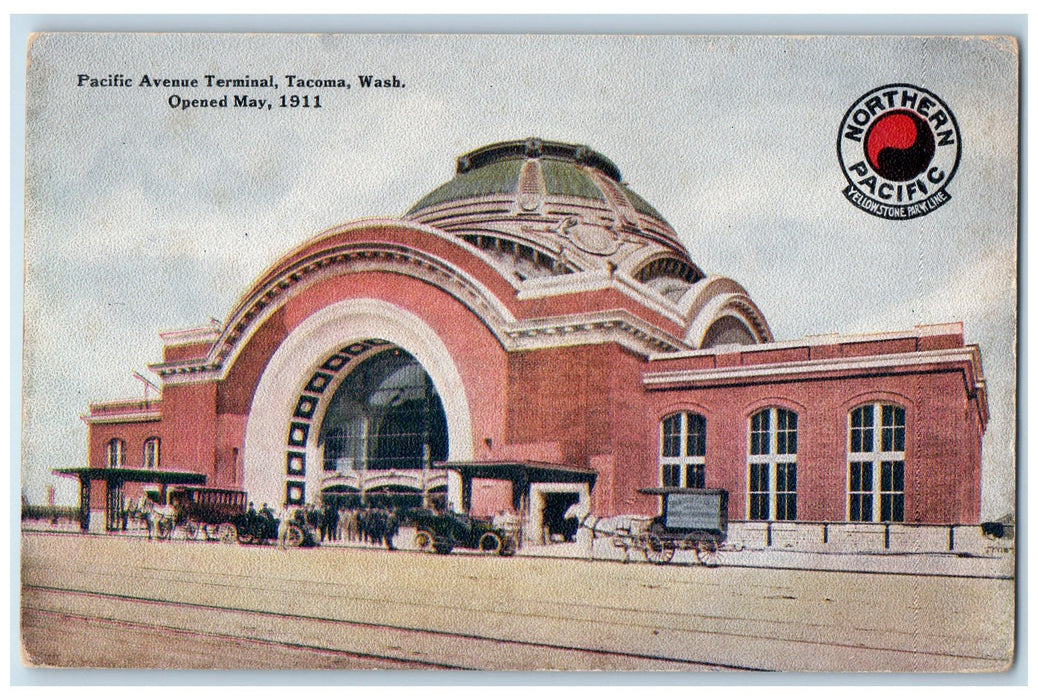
[
  {"xmin": 242, "ymin": 298, "xmax": 474, "ymax": 511},
  {"xmin": 320, "ymin": 347, "xmax": 448, "ymax": 474},
  {"xmin": 317, "ymin": 346, "xmax": 449, "ymax": 509}
]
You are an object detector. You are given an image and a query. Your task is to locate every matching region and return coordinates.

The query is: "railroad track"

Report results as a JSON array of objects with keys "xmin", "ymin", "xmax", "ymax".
[
  {"xmin": 22, "ymin": 584, "xmax": 749, "ymax": 671},
  {"xmin": 20, "ymin": 533, "xmax": 1014, "ymax": 671}
]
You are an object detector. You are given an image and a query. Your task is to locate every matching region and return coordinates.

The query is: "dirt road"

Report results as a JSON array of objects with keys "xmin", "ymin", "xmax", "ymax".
[{"xmin": 20, "ymin": 531, "xmax": 1014, "ymax": 671}]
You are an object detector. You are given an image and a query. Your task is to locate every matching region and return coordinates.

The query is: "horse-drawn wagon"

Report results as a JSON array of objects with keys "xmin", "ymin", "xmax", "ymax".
[
  {"xmin": 154, "ymin": 486, "xmax": 316, "ymax": 547},
  {"xmin": 636, "ymin": 488, "xmax": 728, "ymax": 566},
  {"xmin": 152, "ymin": 486, "xmax": 245, "ymax": 542},
  {"xmin": 580, "ymin": 488, "xmax": 729, "ymax": 566}
]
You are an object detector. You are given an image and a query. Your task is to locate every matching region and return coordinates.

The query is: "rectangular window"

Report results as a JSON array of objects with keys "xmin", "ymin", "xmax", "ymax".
[
  {"xmin": 662, "ymin": 415, "xmax": 682, "ymax": 457},
  {"xmin": 686, "ymin": 414, "xmax": 707, "ymax": 457},
  {"xmin": 749, "ymin": 463, "xmax": 770, "ymax": 520},
  {"xmin": 775, "ymin": 463, "xmax": 797, "ymax": 520},
  {"xmin": 662, "ymin": 463, "xmax": 681, "ymax": 488},
  {"xmin": 880, "ymin": 460, "xmax": 905, "ymax": 522},
  {"xmin": 750, "ymin": 411, "xmax": 770, "ymax": 455},
  {"xmin": 881, "ymin": 405, "xmax": 906, "ymax": 452},
  {"xmin": 848, "ymin": 461, "xmax": 873, "ymax": 522},
  {"xmin": 776, "ymin": 410, "xmax": 797, "ymax": 455},
  {"xmin": 685, "ymin": 465, "xmax": 705, "ymax": 489}
]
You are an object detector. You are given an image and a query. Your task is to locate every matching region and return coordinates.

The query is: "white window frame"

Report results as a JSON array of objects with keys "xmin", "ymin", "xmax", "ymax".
[
  {"xmin": 847, "ymin": 403, "xmax": 906, "ymax": 522},
  {"xmin": 659, "ymin": 412, "xmax": 706, "ymax": 489},
  {"xmin": 106, "ymin": 438, "xmax": 125, "ymax": 468},
  {"xmin": 747, "ymin": 407, "xmax": 798, "ymax": 521},
  {"xmin": 143, "ymin": 437, "xmax": 160, "ymax": 469}
]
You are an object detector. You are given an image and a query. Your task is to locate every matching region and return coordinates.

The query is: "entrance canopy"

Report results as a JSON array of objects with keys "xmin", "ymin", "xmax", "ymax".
[
  {"xmin": 436, "ymin": 460, "xmax": 597, "ymax": 513},
  {"xmin": 53, "ymin": 466, "xmax": 207, "ymax": 485},
  {"xmin": 53, "ymin": 466, "xmax": 207, "ymax": 532}
]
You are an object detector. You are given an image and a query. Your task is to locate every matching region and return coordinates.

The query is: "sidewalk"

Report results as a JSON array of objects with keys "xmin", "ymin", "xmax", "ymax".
[
  {"xmin": 22, "ymin": 520, "xmax": 1015, "ymax": 579},
  {"xmin": 517, "ymin": 536, "xmax": 1015, "ymax": 579}
]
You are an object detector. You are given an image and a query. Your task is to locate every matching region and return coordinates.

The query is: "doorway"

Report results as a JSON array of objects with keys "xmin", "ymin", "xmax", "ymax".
[{"xmin": 541, "ymin": 491, "xmax": 580, "ymax": 543}]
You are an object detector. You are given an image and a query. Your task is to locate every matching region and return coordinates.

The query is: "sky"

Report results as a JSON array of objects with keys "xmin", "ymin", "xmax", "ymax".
[{"xmin": 20, "ymin": 32, "xmax": 1018, "ymax": 519}]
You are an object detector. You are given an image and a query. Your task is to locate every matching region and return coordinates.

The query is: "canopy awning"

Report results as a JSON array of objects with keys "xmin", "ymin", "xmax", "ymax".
[
  {"xmin": 435, "ymin": 460, "xmax": 597, "ymax": 485},
  {"xmin": 53, "ymin": 466, "xmax": 207, "ymax": 485}
]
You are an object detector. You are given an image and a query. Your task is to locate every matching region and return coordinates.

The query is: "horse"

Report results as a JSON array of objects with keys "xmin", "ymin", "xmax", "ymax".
[{"xmin": 575, "ymin": 512, "xmax": 651, "ymax": 563}]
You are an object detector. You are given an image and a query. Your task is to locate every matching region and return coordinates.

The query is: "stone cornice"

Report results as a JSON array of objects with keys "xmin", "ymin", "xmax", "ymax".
[
  {"xmin": 82, "ymin": 410, "xmax": 162, "ymax": 425},
  {"xmin": 643, "ymin": 347, "xmax": 984, "ymax": 387},
  {"xmin": 506, "ymin": 309, "xmax": 688, "ymax": 355},
  {"xmin": 158, "ymin": 326, "xmax": 221, "ymax": 347}
]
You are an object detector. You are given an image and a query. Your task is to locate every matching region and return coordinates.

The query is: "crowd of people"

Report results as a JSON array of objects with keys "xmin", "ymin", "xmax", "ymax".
[{"xmin": 281, "ymin": 503, "xmax": 403, "ymax": 549}]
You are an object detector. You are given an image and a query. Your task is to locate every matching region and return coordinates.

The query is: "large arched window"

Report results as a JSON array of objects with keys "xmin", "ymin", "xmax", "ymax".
[
  {"xmin": 659, "ymin": 412, "xmax": 706, "ymax": 488},
  {"xmin": 143, "ymin": 437, "xmax": 160, "ymax": 469},
  {"xmin": 848, "ymin": 403, "xmax": 906, "ymax": 522},
  {"xmin": 105, "ymin": 438, "xmax": 125, "ymax": 468},
  {"xmin": 747, "ymin": 408, "xmax": 797, "ymax": 521},
  {"xmin": 319, "ymin": 347, "xmax": 448, "ymax": 472}
]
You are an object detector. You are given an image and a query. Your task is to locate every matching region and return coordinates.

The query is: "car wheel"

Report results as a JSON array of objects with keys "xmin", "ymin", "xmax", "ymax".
[
  {"xmin": 478, "ymin": 532, "xmax": 502, "ymax": 554},
  {"xmin": 414, "ymin": 530, "xmax": 434, "ymax": 552}
]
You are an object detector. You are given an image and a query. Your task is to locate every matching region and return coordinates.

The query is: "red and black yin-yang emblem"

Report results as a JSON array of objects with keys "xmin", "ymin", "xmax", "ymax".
[{"xmin": 838, "ymin": 84, "xmax": 960, "ymax": 220}]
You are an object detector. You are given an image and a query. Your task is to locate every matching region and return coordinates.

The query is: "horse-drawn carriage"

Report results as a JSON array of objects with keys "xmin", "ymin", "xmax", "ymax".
[
  {"xmin": 410, "ymin": 509, "xmax": 517, "ymax": 556},
  {"xmin": 581, "ymin": 488, "xmax": 729, "ymax": 566},
  {"xmin": 154, "ymin": 486, "xmax": 316, "ymax": 547},
  {"xmin": 636, "ymin": 488, "xmax": 728, "ymax": 566},
  {"xmin": 153, "ymin": 486, "xmax": 245, "ymax": 542}
]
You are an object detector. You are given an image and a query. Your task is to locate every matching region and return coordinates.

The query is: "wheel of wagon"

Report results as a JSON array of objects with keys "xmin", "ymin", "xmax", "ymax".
[
  {"xmin": 643, "ymin": 533, "xmax": 674, "ymax": 565},
  {"xmin": 285, "ymin": 524, "xmax": 305, "ymax": 548},
  {"xmin": 499, "ymin": 535, "xmax": 517, "ymax": 557},
  {"xmin": 155, "ymin": 518, "xmax": 173, "ymax": 540},
  {"xmin": 237, "ymin": 527, "xmax": 255, "ymax": 545},
  {"xmin": 414, "ymin": 530, "xmax": 434, "ymax": 552},
  {"xmin": 217, "ymin": 523, "xmax": 238, "ymax": 544},
  {"xmin": 184, "ymin": 522, "xmax": 199, "ymax": 540},
  {"xmin": 694, "ymin": 539, "xmax": 721, "ymax": 568},
  {"xmin": 478, "ymin": 532, "xmax": 502, "ymax": 554}
]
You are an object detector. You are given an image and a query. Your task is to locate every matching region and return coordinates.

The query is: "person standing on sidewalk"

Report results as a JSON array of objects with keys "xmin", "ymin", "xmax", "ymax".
[{"xmin": 277, "ymin": 503, "xmax": 296, "ymax": 550}]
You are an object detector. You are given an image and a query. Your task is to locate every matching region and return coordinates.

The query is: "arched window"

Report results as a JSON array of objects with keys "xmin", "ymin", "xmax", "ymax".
[
  {"xmin": 106, "ymin": 438, "xmax": 125, "ymax": 468},
  {"xmin": 143, "ymin": 437, "xmax": 160, "ymax": 469},
  {"xmin": 319, "ymin": 348, "xmax": 448, "ymax": 472},
  {"xmin": 747, "ymin": 408, "xmax": 797, "ymax": 521},
  {"xmin": 848, "ymin": 403, "xmax": 906, "ymax": 522},
  {"xmin": 659, "ymin": 412, "xmax": 706, "ymax": 488}
]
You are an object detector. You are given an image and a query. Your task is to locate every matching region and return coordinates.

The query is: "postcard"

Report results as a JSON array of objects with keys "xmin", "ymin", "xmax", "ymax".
[{"xmin": 20, "ymin": 31, "xmax": 1018, "ymax": 673}]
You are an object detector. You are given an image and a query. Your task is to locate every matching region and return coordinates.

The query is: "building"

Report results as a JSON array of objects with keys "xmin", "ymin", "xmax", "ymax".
[{"xmin": 72, "ymin": 138, "xmax": 988, "ymax": 542}]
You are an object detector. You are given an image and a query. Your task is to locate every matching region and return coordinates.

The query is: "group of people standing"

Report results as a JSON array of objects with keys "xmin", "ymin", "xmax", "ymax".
[
  {"xmin": 275, "ymin": 502, "xmax": 402, "ymax": 550},
  {"xmin": 323, "ymin": 504, "xmax": 402, "ymax": 549}
]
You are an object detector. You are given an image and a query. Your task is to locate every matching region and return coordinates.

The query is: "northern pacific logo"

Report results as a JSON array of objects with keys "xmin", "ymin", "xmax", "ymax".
[{"xmin": 838, "ymin": 83, "xmax": 961, "ymax": 220}]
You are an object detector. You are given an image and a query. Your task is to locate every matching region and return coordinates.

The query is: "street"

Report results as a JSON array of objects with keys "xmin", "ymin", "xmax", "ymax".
[{"xmin": 20, "ymin": 530, "xmax": 1014, "ymax": 672}]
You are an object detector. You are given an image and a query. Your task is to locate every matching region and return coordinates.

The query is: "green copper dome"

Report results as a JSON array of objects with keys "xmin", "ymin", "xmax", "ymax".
[{"xmin": 406, "ymin": 138, "xmax": 668, "ymax": 225}]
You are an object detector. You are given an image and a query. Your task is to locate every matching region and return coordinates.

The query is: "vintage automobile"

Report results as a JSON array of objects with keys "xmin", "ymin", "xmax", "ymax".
[
  {"xmin": 409, "ymin": 509, "xmax": 517, "ymax": 556},
  {"xmin": 230, "ymin": 506, "xmax": 318, "ymax": 547}
]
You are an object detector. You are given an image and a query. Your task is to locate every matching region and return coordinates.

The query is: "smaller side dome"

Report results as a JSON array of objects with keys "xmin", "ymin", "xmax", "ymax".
[{"xmin": 633, "ymin": 256, "xmax": 705, "ymax": 301}]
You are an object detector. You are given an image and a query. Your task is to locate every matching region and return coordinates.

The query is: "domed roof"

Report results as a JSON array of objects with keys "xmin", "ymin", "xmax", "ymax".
[
  {"xmin": 408, "ymin": 139, "xmax": 669, "ymax": 221},
  {"xmin": 405, "ymin": 138, "xmax": 704, "ymax": 295}
]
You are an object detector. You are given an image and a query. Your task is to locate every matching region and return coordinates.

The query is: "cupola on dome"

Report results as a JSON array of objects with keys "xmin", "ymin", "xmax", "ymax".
[{"xmin": 406, "ymin": 138, "xmax": 704, "ymax": 295}]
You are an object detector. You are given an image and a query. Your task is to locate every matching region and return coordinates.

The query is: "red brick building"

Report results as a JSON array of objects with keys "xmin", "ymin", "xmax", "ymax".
[{"xmin": 77, "ymin": 139, "xmax": 988, "ymax": 537}]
